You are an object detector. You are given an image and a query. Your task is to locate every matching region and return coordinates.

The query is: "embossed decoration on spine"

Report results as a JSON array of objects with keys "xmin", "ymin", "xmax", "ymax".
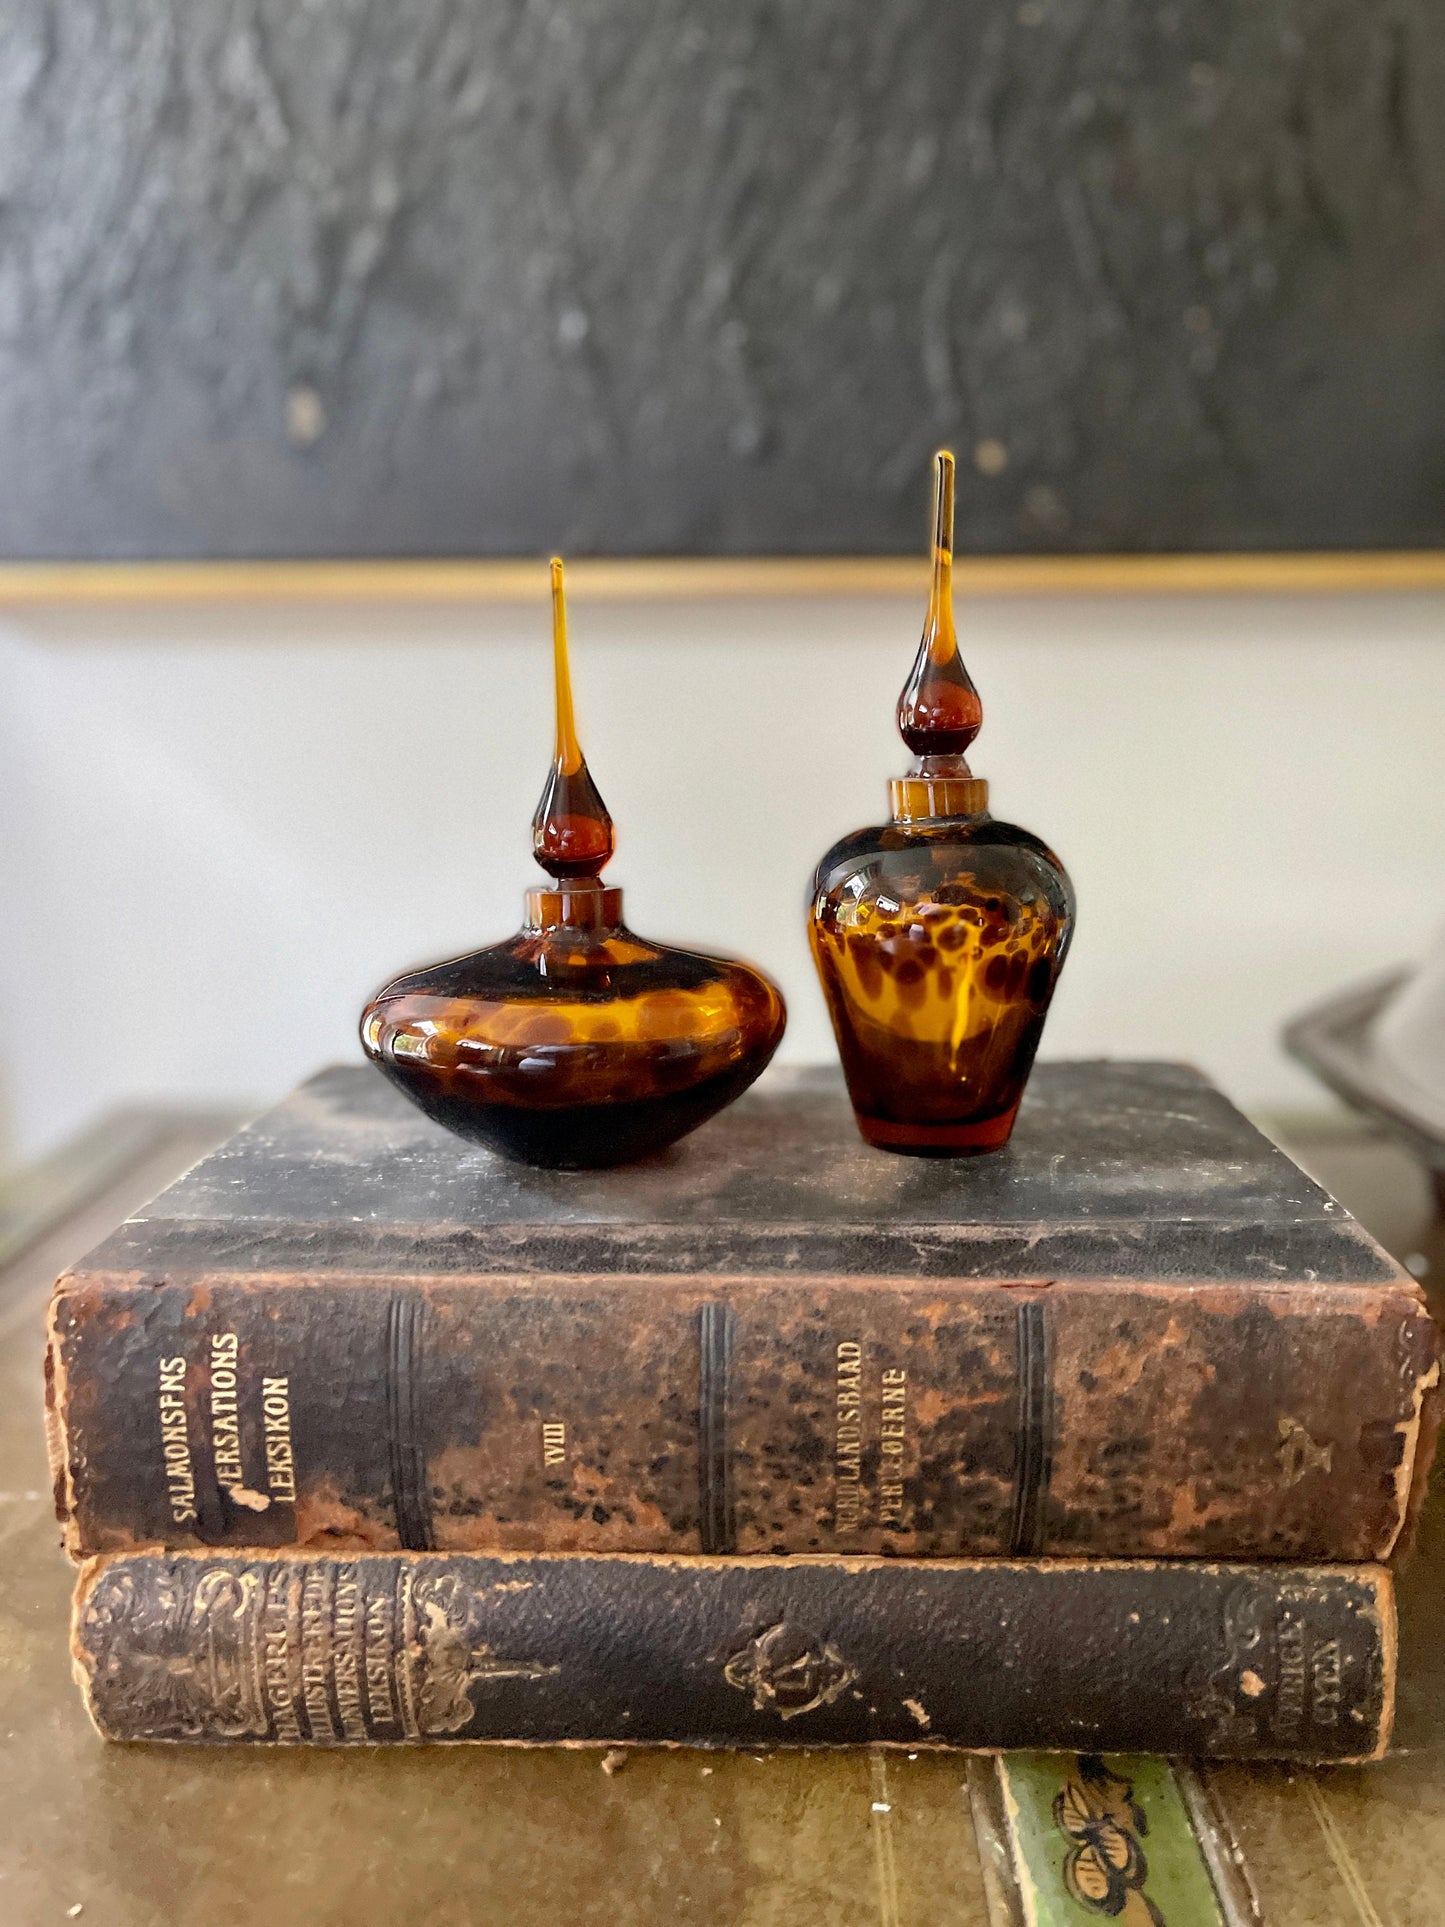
[
  {"xmin": 79, "ymin": 1554, "xmax": 560, "ymax": 1744},
  {"xmin": 385, "ymin": 1294, "xmax": 436, "ymax": 1552},
  {"xmin": 1009, "ymin": 1299, "xmax": 1055, "ymax": 1558},
  {"xmin": 721, "ymin": 1622, "xmax": 858, "ymax": 1720},
  {"xmin": 75, "ymin": 1550, "xmax": 1393, "ymax": 1758},
  {"xmin": 697, "ymin": 1302, "xmax": 736, "ymax": 1556}
]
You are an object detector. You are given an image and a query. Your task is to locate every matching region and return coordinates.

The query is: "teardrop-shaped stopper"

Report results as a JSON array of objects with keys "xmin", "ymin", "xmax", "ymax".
[
  {"xmin": 896, "ymin": 451, "xmax": 983, "ymax": 756},
  {"xmin": 531, "ymin": 557, "xmax": 615, "ymax": 879}
]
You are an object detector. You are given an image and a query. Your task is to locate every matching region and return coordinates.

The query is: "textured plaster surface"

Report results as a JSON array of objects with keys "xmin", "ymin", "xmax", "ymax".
[{"xmin": 1, "ymin": 0, "xmax": 1443, "ymax": 556}]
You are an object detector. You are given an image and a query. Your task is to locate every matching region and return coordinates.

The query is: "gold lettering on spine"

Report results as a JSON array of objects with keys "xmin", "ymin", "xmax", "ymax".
[
  {"xmin": 331, "ymin": 1566, "xmax": 369, "ymax": 1740},
  {"xmin": 1276, "ymin": 1619, "xmax": 1307, "ymax": 1741},
  {"xmin": 363, "ymin": 1586, "xmax": 400, "ymax": 1735},
  {"xmin": 261, "ymin": 1564, "xmax": 304, "ymax": 1741},
  {"xmin": 209, "ymin": 1333, "xmax": 243, "ymax": 1489},
  {"xmin": 542, "ymin": 1420, "xmax": 566, "ymax": 1467},
  {"xmin": 298, "ymin": 1563, "xmax": 340, "ymax": 1740},
  {"xmin": 1272, "ymin": 1603, "xmax": 1345, "ymax": 1740},
  {"xmin": 261, "ymin": 1377, "xmax": 296, "ymax": 1503},
  {"xmin": 157, "ymin": 1356, "xmax": 197, "ymax": 1525},
  {"xmin": 878, "ymin": 1368, "xmax": 908, "ymax": 1527},
  {"xmin": 1312, "ymin": 1639, "xmax": 1341, "ymax": 1727},
  {"xmin": 834, "ymin": 1342, "xmax": 863, "ymax": 1534}
]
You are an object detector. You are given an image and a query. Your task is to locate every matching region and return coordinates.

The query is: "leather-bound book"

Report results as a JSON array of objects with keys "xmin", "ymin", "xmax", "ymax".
[
  {"xmin": 71, "ymin": 1546, "xmax": 1394, "ymax": 1761},
  {"xmin": 46, "ymin": 1062, "xmax": 1439, "ymax": 1564}
]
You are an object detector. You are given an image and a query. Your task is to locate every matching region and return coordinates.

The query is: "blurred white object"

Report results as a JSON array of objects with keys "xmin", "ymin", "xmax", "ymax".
[
  {"xmin": 1374, "ymin": 930, "xmax": 1445, "ymax": 1123},
  {"xmin": 1286, "ymin": 961, "xmax": 1445, "ymax": 1172}
]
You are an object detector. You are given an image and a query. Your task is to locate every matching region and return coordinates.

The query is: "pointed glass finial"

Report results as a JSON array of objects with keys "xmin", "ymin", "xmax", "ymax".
[
  {"xmin": 895, "ymin": 450, "xmax": 983, "ymax": 757},
  {"xmin": 362, "ymin": 553, "xmax": 786, "ymax": 1166},
  {"xmin": 531, "ymin": 557, "xmax": 615, "ymax": 879}
]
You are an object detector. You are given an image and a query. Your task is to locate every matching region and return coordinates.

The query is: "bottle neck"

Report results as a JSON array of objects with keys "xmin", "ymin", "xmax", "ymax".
[
  {"xmin": 888, "ymin": 755, "xmax": 989, "ymax": 825},
  {"xmin": 523, "ymin": 878, "xmax": 625, "ymax": 932}
]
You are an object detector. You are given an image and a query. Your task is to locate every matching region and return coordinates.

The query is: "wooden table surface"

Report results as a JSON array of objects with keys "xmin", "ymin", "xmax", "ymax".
[{"xmin": 2, "ymin": 1106, "xmax": 1442, "ymax": 1926}]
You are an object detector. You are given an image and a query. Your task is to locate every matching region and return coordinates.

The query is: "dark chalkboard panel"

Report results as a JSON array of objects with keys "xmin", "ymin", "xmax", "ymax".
[{"xmin": 2, "ymin": 0, "xmax": 1443, "ymax": 561}]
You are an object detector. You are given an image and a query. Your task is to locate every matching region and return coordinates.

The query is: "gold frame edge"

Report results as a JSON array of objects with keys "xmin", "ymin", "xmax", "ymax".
[{"xmin": 0, "ymin": 552, "xmax": 1443, "ymax": 604}]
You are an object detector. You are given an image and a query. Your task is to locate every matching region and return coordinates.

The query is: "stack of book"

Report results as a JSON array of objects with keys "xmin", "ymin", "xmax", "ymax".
[{"xmin": 47, "ymin": 1060, "xmax": 1438, "ymax": 1760}]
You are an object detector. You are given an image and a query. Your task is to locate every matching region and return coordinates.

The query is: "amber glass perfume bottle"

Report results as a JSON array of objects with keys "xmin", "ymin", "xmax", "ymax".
[
  {"xmin": 362, "ymin": 560, "xmax": 786, "ymax": 1168},
  {"xmin": 809, "ymin": 452, "xmax": 1074, "ymax": 1155}
]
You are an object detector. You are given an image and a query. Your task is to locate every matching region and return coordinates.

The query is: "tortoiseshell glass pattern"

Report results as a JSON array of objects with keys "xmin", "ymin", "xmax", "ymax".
[{"xmin": 363, "ymin": 558, "xmax": 784, "ymax": 1167}]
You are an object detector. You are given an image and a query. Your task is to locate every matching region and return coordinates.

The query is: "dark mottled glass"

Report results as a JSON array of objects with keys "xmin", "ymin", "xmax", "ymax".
[
  {"xmin": 363, "ymin": 903, "xmax": 785, "ymax": 1168},
  {"xmin": 362, "ymin": 560, "xmax": 785, "ymax": 1167}
]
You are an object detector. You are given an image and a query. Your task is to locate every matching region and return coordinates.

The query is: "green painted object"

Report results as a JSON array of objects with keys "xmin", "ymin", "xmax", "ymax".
[{"xmin": 999, "ymin": 1753, "xmax": 1225, "ymax": 1926}]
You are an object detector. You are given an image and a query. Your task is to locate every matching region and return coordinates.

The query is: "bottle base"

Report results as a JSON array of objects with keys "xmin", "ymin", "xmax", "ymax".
[
  {"xmin": 373, "ymin": 1058, "xmax": 777, "ymax": 1169},
  {"xmin": 854, "ymin": 1104, "xmax": 1020, "ymax": 1157}
]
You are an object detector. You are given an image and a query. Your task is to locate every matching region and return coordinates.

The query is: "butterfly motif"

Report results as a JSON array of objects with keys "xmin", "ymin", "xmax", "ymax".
[{"xmin": 1052, "ymin": 1756, "xmax": 1166, "ymax": 1925}]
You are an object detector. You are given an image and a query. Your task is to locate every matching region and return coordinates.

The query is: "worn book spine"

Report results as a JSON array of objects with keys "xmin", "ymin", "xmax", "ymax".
[
  {"xmin": 71, "ymin": 1548, "xmax": 1393, "ymax": 1761},
  {"xmin": 47, "ymin": 1269, "xmax": 1438, "ymax": 1564}
]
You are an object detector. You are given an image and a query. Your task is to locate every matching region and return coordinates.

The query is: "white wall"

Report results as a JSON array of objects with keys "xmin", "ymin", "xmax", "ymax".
[{"xmin": 2, "ymin": 588, "xmax": 1442, "ymax": 1162}]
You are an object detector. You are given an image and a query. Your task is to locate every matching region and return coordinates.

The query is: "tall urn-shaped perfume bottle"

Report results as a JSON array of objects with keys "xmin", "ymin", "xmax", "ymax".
[
  {"xmin": 361, "ymin": 560, "xmax": 786, "ymax": 1168},
  {"xmin": 808, "ymin": 453, "xmax": 1074, "ymax": 1155}
]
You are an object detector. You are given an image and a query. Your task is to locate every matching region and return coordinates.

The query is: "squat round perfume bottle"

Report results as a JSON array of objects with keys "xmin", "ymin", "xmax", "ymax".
[
  {"xmin": 362, "ymin": 559, "xmax": 786, "ymax": 1168},
  {"xmin": 809, "ymin": 452, "xmax": 1074, "ymax": 1155}
]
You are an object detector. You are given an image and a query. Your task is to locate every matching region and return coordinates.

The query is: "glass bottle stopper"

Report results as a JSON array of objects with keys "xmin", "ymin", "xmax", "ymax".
[
  {"xmin": 890, "ymin": 451, "xmax": 989, "ymax": 824},
  {"xmin": 527, "ymin": 558, "xmax": 622, "ymax": 929}
]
